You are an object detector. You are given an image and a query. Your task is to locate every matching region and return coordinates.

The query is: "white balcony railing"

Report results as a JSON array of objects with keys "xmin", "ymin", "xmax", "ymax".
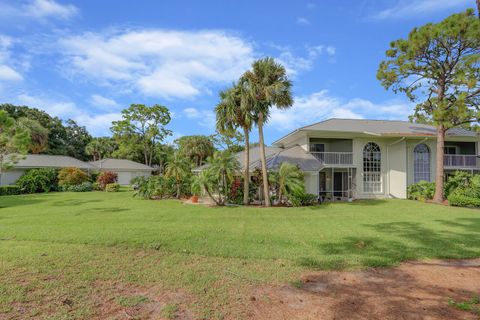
[
  {"xmin": 444, "ymin": 154, "xmax": 478, "ymax": 168},
  {"xmin": 310, "ymin": 152, "xmax": 353, "ymax": 165}
]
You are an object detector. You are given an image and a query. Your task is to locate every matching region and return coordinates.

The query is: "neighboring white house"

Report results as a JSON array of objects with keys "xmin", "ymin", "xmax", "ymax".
[
  {"xmin": 90, "ymin": 158, "xmax": 153, "ymax": 185},
  {"xmin": 0, "ymin": 155, "xmax": 152, "ymax": 186},
  {"xmin": 0, "ymin": 154, "xmax": 97, "ymax": 186},
  {"xmin": 195, "ymin": 119, "xmax": 479, "ymax": 201}
]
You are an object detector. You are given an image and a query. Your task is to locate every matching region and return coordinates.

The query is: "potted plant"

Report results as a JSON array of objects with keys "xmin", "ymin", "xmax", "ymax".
[{"xmin": 191, "ymin": 178, "xmax": 202, "ymax": 203}]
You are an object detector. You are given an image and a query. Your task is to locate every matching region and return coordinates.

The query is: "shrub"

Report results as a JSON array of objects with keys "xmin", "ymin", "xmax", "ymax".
[
  {"xmin": 105, "ymin": 183, "xmax": 120, "ymax": 192},
  {"xmin": 227, "ymin": 177, "xmax": 258, "ymax": 205},
  {"xmin": 58, "ymin": 167, "xmax": 89, "ymax": 187},
  {"xmin": 0, "ymin": 185, "xmax": 21, "ymax": 196},
  {"xmin": 92, "ymin": 182, "xmax": 102, "ymax": 191},
  {"xmin": 97, "ymin": 171, "xmax": 118, "ymax": 190},
  {"xmin": 407, "ymin": 180, "xmax": 435, "ymax": 201},
  {"xmin": 16, "ymin": 168, "xmax": 58, "ymax": 194},
  {"xmin": 61, "ymin": 181, "xmax": 93, "ymax": 192},
  {"xmin": 445, "ymin": 171, "xmax": 472, "ymax": 197},
  {"xmin": 448, "ymin": 189, "xmax": 480, "ymax": 207},
  {"xmin": 134, "ymin": 176, "xmax": 174, "ymax": 199},
  {"xmin": 288, "ymin": 192, "xmax": 318, "ymax": 207}
]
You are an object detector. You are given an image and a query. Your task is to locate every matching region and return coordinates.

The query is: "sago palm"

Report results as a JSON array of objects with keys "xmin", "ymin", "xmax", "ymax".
[
  {"xmin": 215, "ymin": 83, "xmax": 254, "ymax": 205},
  {"xmin": 241, "ymin": 57, "xmax": 293, "ymax": 207}
]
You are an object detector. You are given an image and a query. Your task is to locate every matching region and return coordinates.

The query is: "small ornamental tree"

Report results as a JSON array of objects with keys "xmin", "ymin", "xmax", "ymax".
[
  {"xmin": 58, "ymin": 167, "xmax": 89, "ymax": 187},
  {"xmin": 97, "ymin": 171, "xmax": 118, "ymax": 190},
  {"xmin": 377, "ymin": 10, "xmax": 480, "ymax": 202}
]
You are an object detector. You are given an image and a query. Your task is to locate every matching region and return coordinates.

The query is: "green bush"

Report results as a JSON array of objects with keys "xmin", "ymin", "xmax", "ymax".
[
  {"xmin": 0, "ymin": 185, "xmax": 21, "ymax": 196},
  {"xmin": 288, "ymin": 192, "xmax": 318, "ymax": 207},
  {"xmin": 448, "ymin": 189, "xmax": 480, "ymax": 207},
  {"xmin": 134, "ymin": 175, "xmax": 178, "ymax": 199},
  {"xmin": 105, "ymin": 183, "xmax": 120, "ymax": 192},
  {"xmin": 445, "ymin": 171, "xmax": 472, "ymax": 198},
  {"xmin": 61, "ymin": 182, "xmax": 93, "ymax": 192},
  {"xmin": 58, "ymin": 167, "xmax": 89, "ymax": 187},
  {"xmin": 92, "ymin": 182, "xmax": 102, "ymax": 191},
  {"xmin": 16, "ymin": 168, "xmax": 58, "ymax": 194},
  {"xmin": 407, "ymin": 180, "xmax": 435, "ymax": 201}
]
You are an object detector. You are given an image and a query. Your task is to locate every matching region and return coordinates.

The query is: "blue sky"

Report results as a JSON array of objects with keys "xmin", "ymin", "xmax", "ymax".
[{"xmin": 0, "ymin": 0, "xmax": 474, "ymax": 144}]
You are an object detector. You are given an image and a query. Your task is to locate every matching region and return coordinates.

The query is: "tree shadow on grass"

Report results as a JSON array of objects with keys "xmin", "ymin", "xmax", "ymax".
[
  {"xmin": 296, "ymin": 220, "xmax": 480, "ymax": 270},
  {"xmin": 52, "ymin": 199, "xmax": 103, "ymax": 206},
  {"xmin": 0, "ymin": 196, "xmax": 46, "ymax": 209},
  {"xmin": 74, "ymin": 207, "xmax": 131, "ymax": 215}
]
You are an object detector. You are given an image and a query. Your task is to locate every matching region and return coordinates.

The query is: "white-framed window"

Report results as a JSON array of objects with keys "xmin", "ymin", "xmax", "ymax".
[
  {"xmin": 363, "ymin": 142, "xmax": 382, "ymax": 193},
  {"xmin": 413, "ymin": 143, "xmax": 430, "ymax": 183}
]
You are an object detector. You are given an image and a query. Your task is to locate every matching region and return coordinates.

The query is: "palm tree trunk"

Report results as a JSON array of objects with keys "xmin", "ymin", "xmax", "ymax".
[
  {"xmin": 243, "ymin": 128, "xmax": 250, "ymax": 205},
  {"xmin": 258, "ymin": 114, "xmax": 271, "ymax": 207},
  {"xmin": 176, "ymin": 181, "xmax": 180, "ymax": 199},
  {"xmin": 433, "ymin": 125, "xmax": 445, "ymax": 203}
]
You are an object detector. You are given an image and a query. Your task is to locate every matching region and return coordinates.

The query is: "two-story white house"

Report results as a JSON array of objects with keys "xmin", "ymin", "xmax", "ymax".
[
  {"xmin": 271, "ymin": 119, "xmax": 479, "ymax": 200},
  {"xmin": 220, "ymin": 119, "xmax": 479, "ymax": 201}
]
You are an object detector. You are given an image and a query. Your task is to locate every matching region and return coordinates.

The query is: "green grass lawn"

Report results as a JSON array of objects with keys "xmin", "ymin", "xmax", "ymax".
[{"xmin": 1, "ymin": 190, "xmax": 479, "ymax": 319}]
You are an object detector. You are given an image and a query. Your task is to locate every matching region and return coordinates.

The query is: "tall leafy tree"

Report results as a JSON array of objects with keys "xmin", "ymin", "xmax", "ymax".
[
  {"xmin": 241, "ymin": 57, "xmax": 293, "ymax": 207},
  {"xmin": 63, "ymin": 119, "xmax": 92, "ymax": 161},
  {"xmin": 0, "ymin": 110, "xmax": 30, "ymax": 183},
  {"xmin": 165, "ymin": 152, "xmax": 191, "ymax": 199},
  {"xmin": 0, "ymin": 104, "xmax": 68, "ymax": 155},
  {"xmin": 175, "ymin": 135, "xmax": 215, "ymax": 166},
  {"xmin": 85, "ymin": 137, "xmax": 118, "ymax": 161},
  {"xmin": 111, "ymin": 104, "xmax": 172, "ymax": 166},
  {"xmin": 17, "ymin": 118, "xmax": 49, "ymax": 154},
  {"xmin": 216, "ymin": 83, "xmax": 254, "ymax": 205},
  {"xmin": 377, "ymin": 9, "xmax": 480, "ymax": 202}
]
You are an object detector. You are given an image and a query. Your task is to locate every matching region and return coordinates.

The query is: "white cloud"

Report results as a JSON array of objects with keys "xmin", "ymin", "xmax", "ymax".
[
  {"xmin": 268, "ymin": 90, "xmax": 413, "ymax": 130},
  {"xmin": 0, "ymin": 0, "xmax": 77, "ymax": 21},
  {"xmin": 90, "ymin": 94, "xmax": 120, "ymax": 109},
  {"xmin": 0, "ymin": 35, "xmax": 23, "ymax": 82},
  {"xmin": 182, "ymin": 107, "xmax": 216, "ymax": 129},
  {"xmin": 374, "ymin": 0, "xmax": 471, "ymax": 19},
  {"xmin": 59, "ymin": 29, "xmax": 256, "ymax": 99},
  {"xmin": 25, "ymin": 0, "xmax": 78, "ymax": 20},
  {"xmin": 15, "ymin": 94, "xmax": 121, "ymax": 136},
  {"xmin": 274, "ymin": 44, "xmax": 336, "ymax": 76},
  {"xmin": 297, "ymin": 17, "xmax": 311, "ymax": 25},
  {"xmin": 0, "ymin": 65, "xmax": 22, "ymax": 81}
]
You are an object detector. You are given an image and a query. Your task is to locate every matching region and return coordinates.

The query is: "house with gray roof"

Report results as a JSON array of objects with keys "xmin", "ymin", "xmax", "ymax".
[
  {"xmin": 90, "ymin": 159, "xmax": 153, "ymax": 185},
  {"xmin": 197, "ymin": 118, "xmax": 480, "ymax": 201},
  {"xmin": 0, "ymin": 155, "xmax": 152, "ymax": 186}
]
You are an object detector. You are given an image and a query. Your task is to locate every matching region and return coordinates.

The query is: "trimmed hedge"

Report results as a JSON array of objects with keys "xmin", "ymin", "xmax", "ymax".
[
  {"xmin": 105, "ymin": 183, "xmax": 120, "ymax": 192},
  {"xmin": 61, "ymin": 182, "xmax": 93, "ymax": 192},
  {"xmin": 448, "ymin": 190, "xmax": 480, "ymax": 207},
  {"xmin": 0, "ymin": 185, "xmax": 21, "ymax": 196}
]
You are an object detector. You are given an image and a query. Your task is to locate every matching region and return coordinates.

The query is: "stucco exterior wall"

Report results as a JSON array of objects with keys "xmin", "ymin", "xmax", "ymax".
[
  {"xmin": 387, "ymin": 139, "xmax": 407, "ymax": 198},
  {"xmin": 0, "ymin": 169, "xmax": 26, "ymax": 186},
  {"xmin": 304, "ymin": 171, "xmax": 319, "ymax": 195}
]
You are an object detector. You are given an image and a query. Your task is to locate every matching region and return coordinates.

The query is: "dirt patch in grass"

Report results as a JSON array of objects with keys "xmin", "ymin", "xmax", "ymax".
[
  {"xmin": 89, "ymin": 281, "xmax": 194, "ymax": 320},
  {"xmin": 248, "ymin": 259, "xmax": 480, "ymax": 320}
]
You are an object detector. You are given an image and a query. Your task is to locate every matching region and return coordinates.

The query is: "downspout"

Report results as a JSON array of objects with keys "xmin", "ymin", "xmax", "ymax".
[{"xmin": 386, "ymin": 137, "xmax": 406, "ymax": 198}]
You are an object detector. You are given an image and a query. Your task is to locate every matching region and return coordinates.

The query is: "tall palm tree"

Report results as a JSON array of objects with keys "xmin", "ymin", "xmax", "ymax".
[
  {"xmin": 241, "ymin": 57, "xmax": 293, "ymax": 207},
  {"xmin": 165, "ymin": 152, "xmax": 191, "ymax": 199},
  {"xmin": 215, "ymin": 83, "xmax": 254, "ymax": 205},
  {"xmin": 85, "ymin": 139, "xmax": 102, "ymax": 161}
]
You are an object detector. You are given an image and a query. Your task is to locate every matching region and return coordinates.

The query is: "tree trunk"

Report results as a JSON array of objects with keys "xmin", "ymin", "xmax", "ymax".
[
  {"xmin": 243, "ymin": 128, "xmax": 250, "ymax": 205},
  {"xmin": 257, "ymin": 114, "xmax": 271, "ymax": 207},
  {"xmin": 176, "ymin": 182, "xmax": 180, "ymax": 199},
  {"xmin": 433, "ymin": 125, "xmax": 446, "ymax": 203}
]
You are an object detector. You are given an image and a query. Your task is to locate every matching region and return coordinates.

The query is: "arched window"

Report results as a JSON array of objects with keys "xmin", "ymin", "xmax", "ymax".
[
  {"xmin": 414, "ymin": 143, "xmax": 430, "ymax": 183},
  {"xmin": 363, "ymin": 142, "xmax": 381, "ymax": 193}
]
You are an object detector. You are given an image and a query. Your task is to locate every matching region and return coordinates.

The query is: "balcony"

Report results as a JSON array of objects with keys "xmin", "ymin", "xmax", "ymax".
[
  {"xmin": 310, "ymin": 152, "xmax": 353, "ymax": 165},
  {"xmin": 444, "ymin": 154, "xmax": 478, "ymax": 168}
]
